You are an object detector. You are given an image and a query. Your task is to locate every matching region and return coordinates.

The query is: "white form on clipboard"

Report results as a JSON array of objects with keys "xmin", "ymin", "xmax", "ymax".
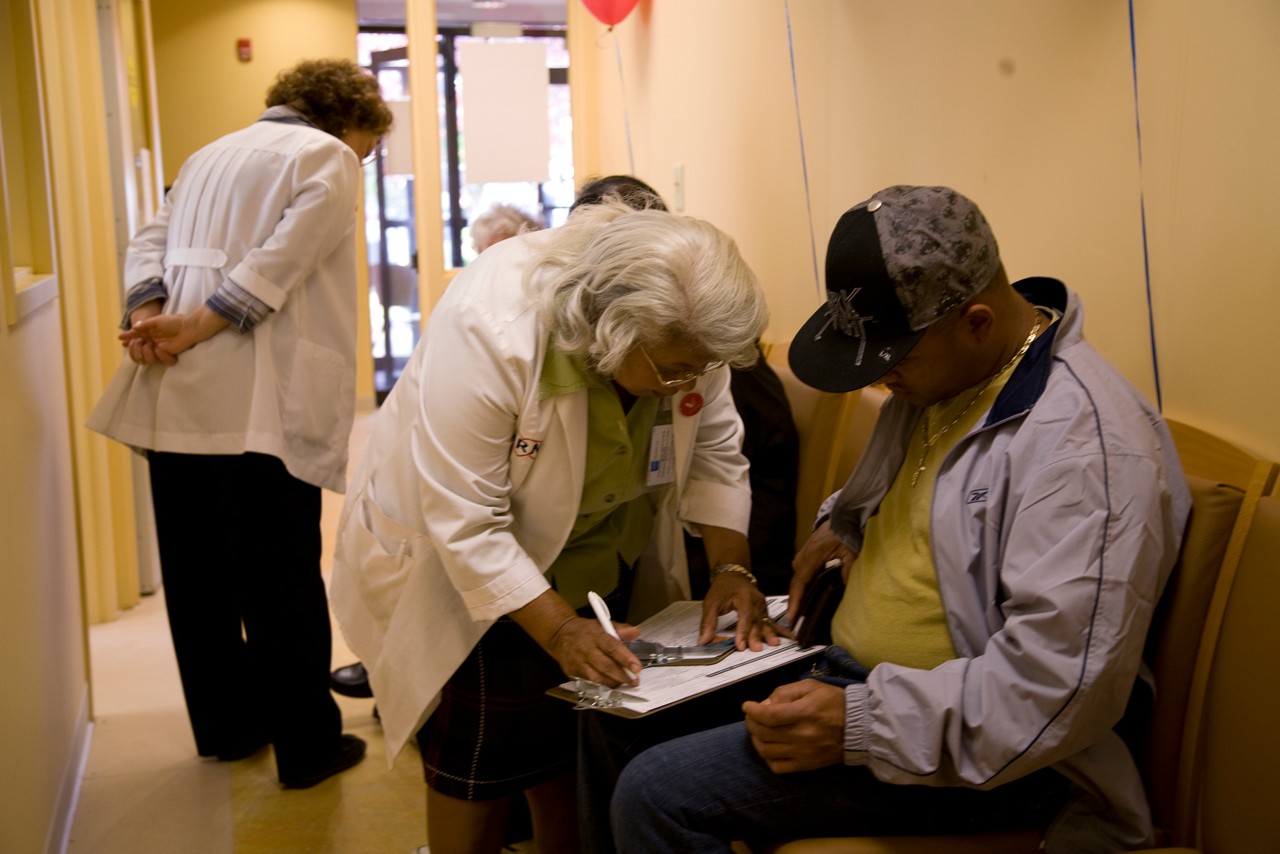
[{"xmin": 548, "ymin": 596, "xmax": 825, "ymax": 717}]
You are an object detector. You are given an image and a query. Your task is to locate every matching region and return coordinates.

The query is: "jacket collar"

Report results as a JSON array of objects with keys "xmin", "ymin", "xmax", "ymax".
[
  {"xmin": 985, "ymin": 277, "xmax": 1069, "ymax": 425},
  {"xmin": 257, "ymin": 105, "xmax": 320, "ymax": 129}
]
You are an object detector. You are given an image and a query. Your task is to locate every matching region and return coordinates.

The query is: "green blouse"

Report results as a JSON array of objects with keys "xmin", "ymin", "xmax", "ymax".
[{"xmin": 538, "ymin": 342, "xmax": 667, "ymax": 609}]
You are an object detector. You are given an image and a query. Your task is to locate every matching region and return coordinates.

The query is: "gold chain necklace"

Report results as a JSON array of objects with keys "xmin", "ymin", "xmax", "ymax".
[{"xmin": 910, "ymin": 312, "xmax": 1043, "ymax": 488}]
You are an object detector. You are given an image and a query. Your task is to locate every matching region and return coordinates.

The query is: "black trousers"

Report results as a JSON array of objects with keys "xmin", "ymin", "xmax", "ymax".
[{"xmin": 147, "ymin": 451, "xmax": 341, "ymax": 779}]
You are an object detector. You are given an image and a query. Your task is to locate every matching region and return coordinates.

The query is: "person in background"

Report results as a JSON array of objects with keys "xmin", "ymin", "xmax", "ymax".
[
  {"xmin": 471, "ymin": 202, "xmax": 543, "ymax": 254},
  {"xmin": 605, "ymin": 185, "xmax": 1191, "ymax": 853},
  {"xmin": 568, "ymin": 174, "xmax": 669, "ymax": 214},
  {"xmin": 330, "ymin": 197, "xmax": 779, "ymax": 854},
  {"xmin": 88, "ymin": 59, "xmax": 393, "ymax": 788}
]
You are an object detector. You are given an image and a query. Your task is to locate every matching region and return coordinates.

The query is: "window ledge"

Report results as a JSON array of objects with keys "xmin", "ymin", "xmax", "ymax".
[{"xmin": 8, "ymin": 270, "xmax": 59, "ymax": 324}]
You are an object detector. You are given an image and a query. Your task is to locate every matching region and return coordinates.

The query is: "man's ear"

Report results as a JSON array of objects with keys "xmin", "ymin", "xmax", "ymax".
[{"xmin": 959, "ymin": 303, "xmax": 996, "ymax": 344}]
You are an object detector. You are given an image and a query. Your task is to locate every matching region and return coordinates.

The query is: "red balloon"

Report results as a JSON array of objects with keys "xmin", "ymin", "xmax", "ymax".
[{"xmin": 581, "ymin": 0, "xmax": 639, "ymax": 27}]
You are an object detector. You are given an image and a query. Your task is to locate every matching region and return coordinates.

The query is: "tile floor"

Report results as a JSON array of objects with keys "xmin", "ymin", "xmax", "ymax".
[{"xmin": 67, "ymin": 409, "xmax": 434, "ymax": 853}]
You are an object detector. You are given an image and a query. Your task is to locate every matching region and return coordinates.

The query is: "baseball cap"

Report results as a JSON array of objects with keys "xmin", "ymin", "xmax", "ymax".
[{"xmin": 788, "ymin": 185, "xmax": 1001, "ymax": 392}]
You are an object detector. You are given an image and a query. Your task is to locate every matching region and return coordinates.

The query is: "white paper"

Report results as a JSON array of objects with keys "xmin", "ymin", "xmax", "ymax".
[{"xmin": 555, "ymin": 597, "xmax": 825, "ymax": 716}]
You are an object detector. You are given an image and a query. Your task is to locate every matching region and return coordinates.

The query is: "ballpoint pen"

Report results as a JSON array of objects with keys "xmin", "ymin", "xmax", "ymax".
[
  {"xmin": 587, "ymin": 590, "xmax": 620, "ymax": 640},
  {"xmin": 590, "ymin": 590, "xmax": 733, "ymax": 666},
  {"xmin": 588, "ymin": 590, "xmax": 642, "ymax": 681}
]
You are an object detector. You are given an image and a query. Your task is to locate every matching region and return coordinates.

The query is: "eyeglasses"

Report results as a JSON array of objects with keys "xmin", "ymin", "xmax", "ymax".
[
  {"xmin": 360, "ymin": 136, "xmax": 384, "ymax": 165},
  {"xmin": 640, "ymin": 346, "xmax": 725, "ymax": 388}
]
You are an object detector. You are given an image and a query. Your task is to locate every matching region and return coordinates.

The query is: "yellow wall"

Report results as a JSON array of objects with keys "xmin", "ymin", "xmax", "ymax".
[
  {"xmin": 0, "ymin": 296, "xmax": 87, "ymax": 854},
  {"xmin": 1, "ymin": 0, "xmax": 124, "ymax": 848},
  {"xmin": 576, "ymin": 0, "xmax": 1280, "ymax": 460},
  {"xmin": 1135, "ymin": 0, "xmax": 1280, "ymax": 457},
  {"xmin": 149, "ymin": 0, "xmax": 360, "ymax": 185}
]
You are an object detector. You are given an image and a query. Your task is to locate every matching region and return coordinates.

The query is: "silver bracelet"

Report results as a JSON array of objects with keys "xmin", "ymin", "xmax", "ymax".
[{"xmin": 711, "ymin": 563, "xmax": 758, "ymax": 586}]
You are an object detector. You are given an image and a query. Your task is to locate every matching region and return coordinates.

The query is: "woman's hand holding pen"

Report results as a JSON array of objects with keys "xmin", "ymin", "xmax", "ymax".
[
  {"xmin": 549, "ymin": 616, "xmax": 643, "ymax": 688},
  {"xmin": 510, "ymin": 589, "xmax": 642, "ymax": 688}
]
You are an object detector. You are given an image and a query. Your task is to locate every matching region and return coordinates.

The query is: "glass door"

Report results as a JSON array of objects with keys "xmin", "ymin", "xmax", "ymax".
[
  {"xmin": 436, "ymin": 26, "xmax": 574, "ymax": 269},
  {"xmin": 357, "ymin": 1, "xmax": 575, "ymax": 400},
  {"xmin": 366, "ymin": 44, "xmax": 419, "ymax": 403}
]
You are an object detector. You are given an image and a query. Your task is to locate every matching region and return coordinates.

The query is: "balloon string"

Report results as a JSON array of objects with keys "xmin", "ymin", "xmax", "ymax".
[
  {"xmin": 1128, "ymin": 0, "xmax": 1163, "ymax": 411},
  {"xmin": 784, "ymin": 0, "xmax": 821, "ymax": 300},
  {"xmin": 614, "ymin": 32, "xmax": 636, "ymax": 176}
]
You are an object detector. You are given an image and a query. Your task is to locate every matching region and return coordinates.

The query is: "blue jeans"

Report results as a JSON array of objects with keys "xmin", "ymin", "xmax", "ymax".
[
  {"xmin": 609, "ymin": 649, "xmax": 1068, "ymax": 853},
  {"xmin": 579, "ymin": 658, "xmax": 817, "ymax": 854}
]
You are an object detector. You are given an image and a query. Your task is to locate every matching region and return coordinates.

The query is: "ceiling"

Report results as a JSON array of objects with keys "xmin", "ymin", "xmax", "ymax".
[{"xmin": 357, "ymin": 0, "xmax": 568, "ymax": 28}]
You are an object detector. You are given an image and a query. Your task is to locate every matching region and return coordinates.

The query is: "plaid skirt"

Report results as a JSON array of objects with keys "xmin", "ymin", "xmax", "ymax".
[
  {"xmin": 416, "ymin": 616, "xmax": 574, "ymax": 800},
  {"xmin": 417, "ymin": 580, "xmax": 630, "ymax": 801}
]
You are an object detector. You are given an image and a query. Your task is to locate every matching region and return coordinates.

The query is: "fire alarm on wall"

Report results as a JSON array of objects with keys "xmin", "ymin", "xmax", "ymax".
[{"xmin": 237, "ymin": 38, "xmax": 252, "ymax": 62}]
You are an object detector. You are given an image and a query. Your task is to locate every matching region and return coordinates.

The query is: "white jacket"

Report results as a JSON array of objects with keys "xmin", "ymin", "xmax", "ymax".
[
  {"xmin": 330, "ymin": 234, "xmax": 753, "ymax": 760},
  {"xmin": 88, "ymin": 112, "xmax": 361, "ymax": 492}
]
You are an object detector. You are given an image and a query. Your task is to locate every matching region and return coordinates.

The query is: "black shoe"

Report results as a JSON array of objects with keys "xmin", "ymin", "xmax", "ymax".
[
  {"xmin": 330, "ymin": 662, "xmax": 374, "ymax": 698},
  {"xmin": 280, "ymin": 734, "xmax": 366, "ymax": 789}
]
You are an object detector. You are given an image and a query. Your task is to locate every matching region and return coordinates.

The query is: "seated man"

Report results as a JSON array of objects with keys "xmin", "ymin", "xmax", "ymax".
[{"xmin": 608, "ymin": 185, "xmax": 1191, "ymax": 853}]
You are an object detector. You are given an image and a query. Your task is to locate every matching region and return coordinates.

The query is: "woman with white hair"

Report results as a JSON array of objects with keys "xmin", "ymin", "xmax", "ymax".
[{"xmin": 331, "ymin": 201, "xmax": 776, "ymax": 853}]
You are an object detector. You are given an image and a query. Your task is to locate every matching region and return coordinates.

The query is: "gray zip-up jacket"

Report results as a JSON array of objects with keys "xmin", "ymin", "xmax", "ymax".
[{"xmin": 827, "ymin": 278, "xmax": 1190, "ymax": 853}]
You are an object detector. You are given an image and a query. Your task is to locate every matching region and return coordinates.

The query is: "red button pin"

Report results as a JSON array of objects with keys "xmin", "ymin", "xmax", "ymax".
[{"xmin": 679, "ymin": 392, "xmax": 703, "ymax": 417}]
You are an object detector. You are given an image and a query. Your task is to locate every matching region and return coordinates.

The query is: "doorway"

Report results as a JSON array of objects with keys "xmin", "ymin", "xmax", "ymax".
[{"xmin": 357, "ymin": 0, "xmax": 571, "ymax": 401}]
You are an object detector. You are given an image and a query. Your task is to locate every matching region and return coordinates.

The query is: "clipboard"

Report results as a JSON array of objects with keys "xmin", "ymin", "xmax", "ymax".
[{"xmin": 548, "ymin": 597, "xmax": 825, "ymax": 718}]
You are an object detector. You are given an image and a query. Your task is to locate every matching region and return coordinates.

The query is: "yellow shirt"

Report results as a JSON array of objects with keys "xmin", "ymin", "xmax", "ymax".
[{"xmin": 830, "ymin": 342, "xmax": 1033, "ymax": 669}]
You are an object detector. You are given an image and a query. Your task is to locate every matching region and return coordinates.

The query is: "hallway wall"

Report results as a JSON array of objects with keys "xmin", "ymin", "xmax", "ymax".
[
  {"xmin": 3, "ymin": 2, "xmax": 366, "ymax": 851},
  {"xmin": 0, "ymin": 298, "xmax": 87, "ymax": 854},
  {"xmin": 574, "ymin": 0, "xmax": 1280, "ymax": 460},
  {"xmin": 2, "ymin": 0, "xmax": 132, "ymax": 848}
]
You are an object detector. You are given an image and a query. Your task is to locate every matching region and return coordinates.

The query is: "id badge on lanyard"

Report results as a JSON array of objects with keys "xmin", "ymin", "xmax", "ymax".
[{"xmin": 646, "ymin": 396, "xmax": 676, "ymax": 487}]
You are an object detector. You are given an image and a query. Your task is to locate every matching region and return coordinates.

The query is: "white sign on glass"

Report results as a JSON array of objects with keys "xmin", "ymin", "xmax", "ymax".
[{"xmin": 458, "ymin": 40, "xmax": 551, "ymax": 184}]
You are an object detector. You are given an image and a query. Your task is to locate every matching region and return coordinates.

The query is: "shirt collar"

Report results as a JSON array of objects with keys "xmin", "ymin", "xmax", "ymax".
[
  {"xmin": 540, "ymin": 342, "xmax": 606, "ymax": 400},
  {"xmin": 257, "ymin": 105, "xmax": 320, "ymax": 129}
]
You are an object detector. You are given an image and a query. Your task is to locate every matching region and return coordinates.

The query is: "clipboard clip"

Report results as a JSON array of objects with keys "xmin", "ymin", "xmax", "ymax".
[
  {"xmin": 570, "ymin": 678, "xmax": 643, "ymax": 710},
  {"xmin": 626, "ymin": 639, "xmax": 733, "ymax": 665}
]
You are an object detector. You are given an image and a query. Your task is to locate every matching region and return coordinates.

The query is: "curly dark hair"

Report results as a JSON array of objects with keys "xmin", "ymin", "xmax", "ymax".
[{"xmin": 266, "ymin": 58, "xmax": 394, "ymax": 138}]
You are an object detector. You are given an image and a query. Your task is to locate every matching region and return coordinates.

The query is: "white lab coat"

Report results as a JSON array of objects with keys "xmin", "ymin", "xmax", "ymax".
[
  {"xmin": 330, "ymin": 234, "xmax": 752, "ymax": 760},
  {"xmin": 88, "ymin": 112, "xmax": 361, "ymax": 492}
]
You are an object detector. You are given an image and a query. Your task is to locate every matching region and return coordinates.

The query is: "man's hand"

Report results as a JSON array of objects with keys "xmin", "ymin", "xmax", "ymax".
[
  {"xmin": 743, "ymin": 679, "xmax": 846, "ymax": 773},
  {"xmin": 786, "ymin": 519, "xmax": 856, "ymax": 625}
]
